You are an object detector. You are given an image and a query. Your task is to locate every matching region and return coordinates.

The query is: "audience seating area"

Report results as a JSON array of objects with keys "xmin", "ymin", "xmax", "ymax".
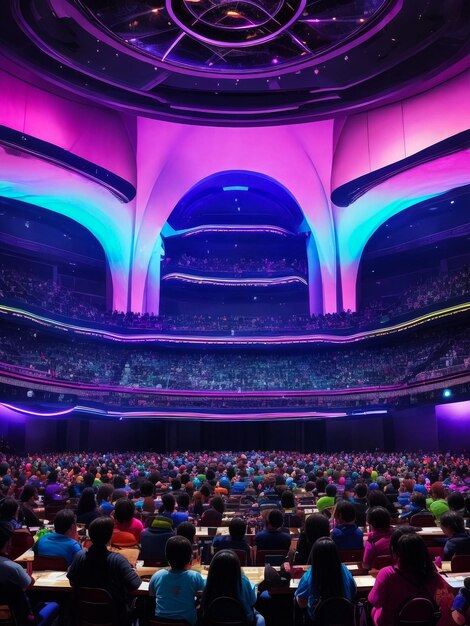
[{"xmin": 0, "ymin": 450, "xmax": 469, "ymax": 626}]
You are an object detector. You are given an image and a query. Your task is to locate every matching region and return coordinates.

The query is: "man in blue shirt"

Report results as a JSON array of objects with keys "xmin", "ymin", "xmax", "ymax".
[
  {"xmin": 34, "ymin": 509, "xmax": 81, "ymax": 565},
  {"xmin": 331, "ymin": 501, "xmax": 364, "ymax": 551},
  {"xmin": 213, "ymin": 517, "xmax": 252, "ymax": 564},
  {"xmin": 255, "ymin": 509, "xmax": 291, "ymax": 552}
]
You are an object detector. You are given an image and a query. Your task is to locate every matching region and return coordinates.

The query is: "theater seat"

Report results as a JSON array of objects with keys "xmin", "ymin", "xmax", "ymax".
[
  {"xmin": 33, "ymin": 555, "xmax": 69, "ymax": 571},
  {"xmin": 255, "ymin": 549, "xmax": 287, "ymax": 566},
  {"xmin": 397, "ymin": 597, "xmax": 440, "ymax": 626},
  {"xmin": 204, "ymin": 596, "xmax": 248, "ymax": 626},
  {"xmin": 311, "ymin": 597, "xmax": 356, "ymax": 626},
  {"xmin": 9, "ymin": 529, "xmax": 34, "ymax": 561},
  {"xmin": 77, "ymin": 588, "xmax": 120, "ymax": 626},
  {"xmin": 450, "ymin": 554, "xmax": 470, "ymax": 572}
]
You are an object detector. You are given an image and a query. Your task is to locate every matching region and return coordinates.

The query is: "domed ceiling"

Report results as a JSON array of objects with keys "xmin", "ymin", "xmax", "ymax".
[{"xmin": 0, "ymin": 0, "xmax": 469, "ymax": 124}]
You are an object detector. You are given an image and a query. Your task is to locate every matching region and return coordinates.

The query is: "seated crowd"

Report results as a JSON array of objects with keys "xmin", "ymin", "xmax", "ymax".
[
  {"xmin": 162, "ymin": 254, "xmax": 308, "ymax": 277},
  {"xmin": 1, "ymin": 324, "xmax": 469, "ymax": 392},
  {"xmin": 0, "ymin": 263, "xmax": 468, "ymax": 334},
  {"xmin": 0, "ymin": 449, "xmax": 469, "ymax": 625}
]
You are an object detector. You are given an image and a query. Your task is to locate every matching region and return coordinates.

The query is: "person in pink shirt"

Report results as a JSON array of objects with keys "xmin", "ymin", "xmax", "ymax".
[
  {"xmin": 362, "ymin": 506, "xmax": 394, "ymax": 571},
  {"xmin": 368, "ymin": 530, "xmax": 443, "ymax": 626},
  {"xmin": 113, "ymin": 498, "xmax": 143, "ymax": 543}
]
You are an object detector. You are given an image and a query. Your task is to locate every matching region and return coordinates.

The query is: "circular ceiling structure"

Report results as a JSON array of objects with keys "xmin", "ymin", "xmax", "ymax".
[
  {"xmin": 80, "ymin": 0, "xmax": 387, "ymax": 72},
  {"xmin": 0, "ymin": 0, "xmax": 468, "ymax": 124}
]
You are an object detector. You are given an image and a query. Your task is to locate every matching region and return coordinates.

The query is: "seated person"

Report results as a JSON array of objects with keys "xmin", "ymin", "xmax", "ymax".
[
  {"xmin": 316, "ymin": 484, "xmax": 337, "ymax": 513},
  {"xmin": 138, "ymin": 480, "xmax": 156, "ymax": 513},
  {"xmin": 149, "ymin": 536, "xmax": 205, "ymax": 626},
  {"xmin": 113, "ymin": 498, "xmax": 143, "ymax": 543},
  {"xmin": 331, "ymin": 501, "xmax": 364, "ymax": 551},
  {"xmin": 44, "ymin": 471, "xmax": 65, "ymax": 503},
  {"xmin": 34, "ymin": 509, "xmax": 81, "ymax": 566},
  {"xmin": 427, "ymin": 482, "xmax": 449, "ymax": 523},
  {"xmin": 76, "ymin": 487, "xmax": 100, "ymax": 528},
  {"xmin": 294, "ymin": 513, "xmax": 330, "ymax": 565},
  {"xmin": 140, "ymin": 516, "xmax": 175, "ymax": 564},
  {"xmin": 200, "ymin": 496, "xmax": 225, "ymax": 527},
  {"xmin": 201, "ymin": 550, "xmax": 264, "ymax": 626},
  {"xmin": 19, "ymin": 485, "xmax": 41, "ymax": 528},
  {"xmin": 160, "ymin": 493, "xmax": 189, "ymax": 528},
  {"xmin": 67, "ymin": 517, "xmax": 142, "ymax": 626},
  {"xmin": 367, "ymin": 490, "xmax": 398, "ymax": 520},
  {"xmin": 399, "ymin": 492, "xmax": 432, "ymax": 521},
  {"xmin": 280, "ymin": 491, "xmax": 304, "ymax": 528},
  {"xmin": 352, "ymin": 483, "xmax": 368, "ymax": 527},
  {"xmin": 177, "ymin": 521, "xmax": 197, "ymax": 544},
  {"xmin": 0, "ymin": 522, "xmax": 59, "ymax": 626},
  {"xmin": 295, "ymin": 537, "xmax": 357, "ymax": 621},
  {"xmin": 255, "ymin": 509, "xmax": 291, "ymax": 552},
  {"xmin": 362, "ymin": 507, "xmax": 393, "ymax": 570},
  {"xmin": 448, "ymin": 492, "xmax": 466, "ymax": 516},
  {"xmin": 452, "ymin": 577, "xmax": 470, "ymax": 626},
  {"xmin": 0, "ymin": 497, "xmax": 22, "ymax": 530},
  {"xmin": 96, "ymin": 484, "xmax": 115, "ymax": 516},
  {"xmin": 441, "ymin": 512, "xmax": 470, "ymax": 561},
  {"xmin": 213, "ymin": 517, "xmax": 252, "ymax": 565}
]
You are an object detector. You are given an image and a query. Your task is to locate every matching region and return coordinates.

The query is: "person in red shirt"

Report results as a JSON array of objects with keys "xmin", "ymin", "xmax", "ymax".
[
  {"xmin": 113, "ymin": 498, "xmax": 143, "ymax": 543},
  {"xmin": 362, "ymin": 506, "xmax": 393, "ymax": 571}
]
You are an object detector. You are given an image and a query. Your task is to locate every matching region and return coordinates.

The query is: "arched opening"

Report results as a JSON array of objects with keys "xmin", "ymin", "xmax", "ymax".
[
  {"xmin": 0, "ymin": 197, "xmax": 108, "ymax": 314},
  {"xmin": 146, "ymin": 171, "xmax": 322, "ymax": 318},
  {"xmin": 356, "ymin": 187, "xmax": 470, "ymax": 317}
]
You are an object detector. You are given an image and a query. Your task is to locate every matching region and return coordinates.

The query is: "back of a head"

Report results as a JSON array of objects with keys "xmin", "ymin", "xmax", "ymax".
[
  {"xmin": 89, "ymin": 516, "xmax": 114, "ymax": 547},
  {"xmin": 171, "ymin": 478, "xmax": 182, "ymax": 491},
  {"xmin": 204, "ymin": 550, "xmax": 241, "ymax": 608},
  {"xmin": 325, "ymin": 484, "xmax": 337, "ymax": 498},
  {"xmin": 96, "ymin": 483, "xmax": 114, "ymax": 504},
  {"xmin": 83, "ymin": 473, "xmax": 95, "ymax": 488},
  {"xmin": 139, "ymin": 481, "xmax": 154, "ymax": 498},
  {"xmin": 20, "ymin": 485, "xmax": 37, "ymax": 503},
  {"xmin": 431, "ymin": 481, "xmax": 446, "ymax": 500},
  {"xmin": 411, "ymin": 493, "xmax": 427, "ymax": 509},
  {"xmin": 389, "ymin": 526, "xmax": 417, "ymax": 557},
  {"xmin": 54, "ymin": 509, "xmax": 76, "ymax": 535},
  {"xmin": 162, "ymin": 493, "xmax": 176, "ymax": 512},
  {"xmin": 281, "ymin": 490, "xmax": 295, "ymax": 509},
  {"xmin": 177, "ymin": 492, "xmax": 190, "ymax": 510},
  {"xmin": 335, "ymin": 500, "xmax": 356, "ymax": 524},
  {"xmin": 176, "ymin": 522, "xmax": 196, "ymax": 543},
  {"xmin": 229, "ymin": 517, "xmax": 246, "ymax": 541},
  {"xmin": 440, "ymin": 511, "xmax": 465, "ymax": 535},
  {"xmin": 48, "ymin": 471, "xmax": 58, "ymax": 483},
  {"xmin": 267, "ymin": 508, "xmax": 284, "ymax": 529},
  {"xmin": 211, "ymin": 496, "xmax": 225, "ymax": 514},
  {"xmin": 114, "ymin": 497, "xmax": 135, "ymax": 523},
  {"xmin": 165, "ymin": 535, "xmax": 193, "ymax": 570},
  {"xmin": 368, "ymin": 490, "xmax": 388, "ymax": 508},
  {"xmin": 310, "ymin": 538, "xmax": 344, "ymax": 599},
  {"xmin": 367, "ymin": 506, "xmax": 391, "ymax": 530},
  {"xmin": 394, "ymin": 533, "xmax": 433, "ymax": 580},
  {"xmin": 355, "ymin": 483, "xmax": 367, "ymax": 499},
  {"xmin": 77, "ymin": 487, "xmax": 96, "ymax": 514},
  {"xmin": 0, "ymin": 497, "xmax": 19, "ymax": 520},
  {"xmin": 447, "ymin": 491, "xmax": 465, "ymax": 512},
  {"xmin": 304, "ymin": 513, "xmax": 330, "ymax": 545}
]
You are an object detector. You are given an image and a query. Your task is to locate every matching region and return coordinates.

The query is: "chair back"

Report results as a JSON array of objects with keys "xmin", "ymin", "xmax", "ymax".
[
  {"xmin": 44, "ymin": 503, "xmax": 66, "ymax": 522},
  {"xmin": 78, "ymin": 587, "xmax": 119, "ymax": 626},
  {"xmin": 311, "ymin": 597, "xmax": 356, "ymax": 626},
  {"xmin": 397, "ymin": 597, "xmax": 440, "ymax": 626},
  {"xmin": 33, "ymin": 555, "xmax": 69, "ymax": 571},
  {"xmin": 338, "ymin": 549, "xmax": 364, "ymax": 563},
  {"xmin": 111, "ymin": 530, "xmax": 139, "ymax": 547},
  {"xmin": 232, "ymin": 550, "xmax": 248, "ymax": 566},
  {"xmin": 0, "ymin": 583, "xmax": 32, "ymax": 626},
  {"xmin": 9, "ymin": 529, "xmax": 34, "ymax": 561},
  {"xmin": 255, "ymin": 549, "xmax": 287, "ymax": 566},
  {"xmin": 410, "ymin": 514, "xmax": 435, "ymax": 527},
  {"xmin": 371, "ymin": 555, "xmax": 393, "ymax": 570},
  {"xmin": 205, "ymin": 596, "xmax": 248, "ymax": 626},
  {"xmin": 0, "ymin": 606, "xmax": 15, "ymax": 626},
  {"xmin": 450, "ymin": 554, "xmax": 470, "ymax": 572}
]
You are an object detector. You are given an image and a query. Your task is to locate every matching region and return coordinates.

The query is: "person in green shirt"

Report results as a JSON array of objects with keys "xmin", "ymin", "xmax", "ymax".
[
  {"xmin": 427, "ymin": 482, "xmax": 449, "ymax": 522},
  {"xmin": 316, "ymin": 484, "xmax": 337, "ymax": 513}
]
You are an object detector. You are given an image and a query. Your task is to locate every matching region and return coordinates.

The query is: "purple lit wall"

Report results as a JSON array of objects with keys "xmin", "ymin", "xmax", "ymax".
[
  {"xmin": 0, "ymin": 67, "xmax": 468, "ymax": 315},
  {"xmin": 435, "ymin": 400, "xmax": 470, "ymax": 451}
]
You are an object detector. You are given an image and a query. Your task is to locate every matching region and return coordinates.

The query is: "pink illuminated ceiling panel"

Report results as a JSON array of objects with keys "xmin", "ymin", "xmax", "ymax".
[
  {"xmin": 331, "ymin": 70, "xmax": 470, "ymax": 191},
  {"xmin": 133, "ymin": 118, "xmax": 337, "ymax": 314},
  {"xmin": 0, "ymin": 67, "xmax": 136, "ymax": 185}
]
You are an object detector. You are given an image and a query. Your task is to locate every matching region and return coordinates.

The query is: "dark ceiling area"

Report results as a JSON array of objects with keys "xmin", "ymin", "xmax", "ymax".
[{"xmin": 0, "ymin": 0, "xmax": 468, "ymax": 124}]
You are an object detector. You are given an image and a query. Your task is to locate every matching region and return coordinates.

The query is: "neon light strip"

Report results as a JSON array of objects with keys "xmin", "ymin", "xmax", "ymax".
[
  {"xmin": 0, "ymin": 402, "xmax": 350, "ymax": 420},
  {"xmin": 181, "ymin": 225, "xmax": 293, "ymax": 237},
  {"xmin": 161, "ymin": 273, "xmax": 308, "ymax": 286},
  {"xmin": 0, "ymin": 301, "xmax": 468, "ymax": 346},
  {"xmin": 223, "ymin": 186, "xmax": 249, "ymax": 191}
]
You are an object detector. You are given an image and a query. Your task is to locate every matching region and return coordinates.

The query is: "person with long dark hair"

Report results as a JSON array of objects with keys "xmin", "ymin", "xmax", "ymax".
[
  {"xmin": 201, "ymin": 550, "xmax": 265, "ymax": 626},
  {"xmin": 368, "ymin": 531, "xmax": 442, "ymax": 625},
  {"xmin": 293, "ymin": 514, "xmax": 330, "ymax": 565},
  {"xmin": 295, "ymin": 537, "xmax": 357, "ymax": 620},
  {"xmin": 76, "ymin": 487, "xmax": 100, "ymax": 527}
]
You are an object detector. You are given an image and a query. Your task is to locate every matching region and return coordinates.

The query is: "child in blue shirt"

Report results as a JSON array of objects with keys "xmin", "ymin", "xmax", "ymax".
[{"xmin": 149, "ymin": 536, "xmax": 205, "ymax": 625}]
